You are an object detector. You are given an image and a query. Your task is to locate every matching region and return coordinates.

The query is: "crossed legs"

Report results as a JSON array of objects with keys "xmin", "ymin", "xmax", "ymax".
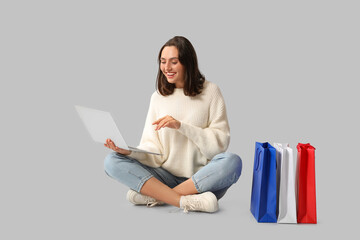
[
  {"xmin": 104, "ymin": 152, "xmax": 242, "ymax": 208},
  {"xmin": 140, "ymin": 177, "xmax": 198, "ymax": 207}
]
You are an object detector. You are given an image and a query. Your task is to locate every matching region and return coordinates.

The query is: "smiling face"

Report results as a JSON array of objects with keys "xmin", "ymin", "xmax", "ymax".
[{"xmin": 160, "ymin": 46, "xmax": 185, "ymax": 88}]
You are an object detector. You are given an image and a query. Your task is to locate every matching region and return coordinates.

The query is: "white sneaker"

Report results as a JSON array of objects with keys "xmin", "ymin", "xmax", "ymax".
[
  {"xmin": 180, "ymin": 192, "xmax": 219, "ymax": 213},
  {"xmin": 126, "ymin": 189, "xmax": 165, "ymax": 207}
]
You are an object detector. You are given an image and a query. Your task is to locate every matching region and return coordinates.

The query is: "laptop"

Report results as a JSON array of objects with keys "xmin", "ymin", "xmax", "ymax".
[{"xmin": 75, "ymin": 105, "xmax": 162, "ymax": 155}]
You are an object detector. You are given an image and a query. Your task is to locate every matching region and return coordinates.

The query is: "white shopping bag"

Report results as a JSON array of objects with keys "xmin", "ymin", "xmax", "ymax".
[{"xmin": 274, "ymin": 143, "xmax": 297, "ymax": 223}]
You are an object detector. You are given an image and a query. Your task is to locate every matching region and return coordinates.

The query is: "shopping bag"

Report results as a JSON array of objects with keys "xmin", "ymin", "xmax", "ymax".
[
  {"xmin": 274, "ymin": 143, "xmax": 297, "ymax": 223},
  {"xmin": 296, "ymin": 143, "xmax": 317, "ymax": 224},
  {"xmin": 250, "ymin": 142, "xmax": 277, "ymax": 223}
]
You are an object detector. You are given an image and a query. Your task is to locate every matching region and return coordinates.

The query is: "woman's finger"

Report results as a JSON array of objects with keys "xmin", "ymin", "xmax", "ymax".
[
  {"xmin": 156, "ymin": 118, "xmax": 171, "ymax": 130},
  {"xmin": 154, "ymin": 118, "xmax": 163, "ymax": 130},
  {"xmin": 106, "ymin": 139, "xmax": 112, "ymax": 148},
  {"xmin": 107, "ymin": 140, "xmax": 114, "ymax": 149},
  {"xmin": 110, "ymin": 142, "xmax": 117, "ymax": 150},
  {"xmin": 153, "ymin": 116, "xmax": 167, "ymax": 125},
  {"xmin": 162, "ymin": 121, "xmax": 171, "ymax": 129},
  {"xmin": 155, "ymin": 118, "xmax": 168, "ymax": 130},
  {"xmin": 152, "ymin": 117, "xmax": 163, "ymax": 125}
]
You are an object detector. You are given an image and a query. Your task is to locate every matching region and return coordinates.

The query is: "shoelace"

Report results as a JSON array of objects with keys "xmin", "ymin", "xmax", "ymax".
[
  {"xmin": 134, "ymin": 192, "xmax": 162, "ymax": 207},
  {"xmin": 146, "ymin": 200, "xmax": 161, "ymax": 207},
  {"xmin": 182, "ymin": 198, "xmax": 201, "ymax": 213}
]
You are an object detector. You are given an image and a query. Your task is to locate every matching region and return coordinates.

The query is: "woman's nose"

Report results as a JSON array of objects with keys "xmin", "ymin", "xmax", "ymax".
[{"xmin": 165, "ymin": 62, "xmax": 171, "ymax": 71}]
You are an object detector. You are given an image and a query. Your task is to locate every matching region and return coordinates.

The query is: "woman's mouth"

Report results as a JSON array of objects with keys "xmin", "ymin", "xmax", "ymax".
[{"xmin": 166, "ymin": 72, "xmax": 176, "ymax": 79}]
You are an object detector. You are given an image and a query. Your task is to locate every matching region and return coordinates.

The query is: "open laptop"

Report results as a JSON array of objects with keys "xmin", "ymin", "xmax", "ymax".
[{"xmin": 75, "ymin": 105, "xmax": 162, "ymax": 155}]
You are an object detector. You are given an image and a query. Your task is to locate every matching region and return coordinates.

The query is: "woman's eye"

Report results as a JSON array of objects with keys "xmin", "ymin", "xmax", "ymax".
[{"xmin": 172, "ymin": 62, "xmax": 178, "ymax": 64}]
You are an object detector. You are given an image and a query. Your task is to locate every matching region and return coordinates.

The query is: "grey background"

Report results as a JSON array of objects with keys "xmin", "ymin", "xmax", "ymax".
[{"xmin": 1, "ymin": 0, "xmax": 359, "ymax": 239}]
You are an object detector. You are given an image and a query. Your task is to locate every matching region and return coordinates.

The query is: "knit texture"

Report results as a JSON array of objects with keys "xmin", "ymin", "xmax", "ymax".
[{"xmin": 129, "ymin": 81, "xmax": 230, "ymax": 178}]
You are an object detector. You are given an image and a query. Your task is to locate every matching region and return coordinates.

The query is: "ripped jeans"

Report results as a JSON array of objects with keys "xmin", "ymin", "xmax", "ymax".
[{"xmin": 104, "ymin": 152, "xmax": 242, "ymax": 199}]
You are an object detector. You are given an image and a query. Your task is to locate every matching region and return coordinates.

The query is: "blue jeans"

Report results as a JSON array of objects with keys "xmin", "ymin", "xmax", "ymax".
[{"xmin": 104, "ymin": 152, "xmax": 242, "ymax": 199}]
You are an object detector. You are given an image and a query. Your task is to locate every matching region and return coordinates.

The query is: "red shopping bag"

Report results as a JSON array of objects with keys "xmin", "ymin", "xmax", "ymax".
[{"xmin": 296, "ymin": 143, "xmax": 317, "ymax": 223}]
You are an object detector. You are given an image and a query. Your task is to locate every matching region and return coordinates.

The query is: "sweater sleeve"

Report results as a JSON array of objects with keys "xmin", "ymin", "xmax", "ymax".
[
  {"xmin": 177, "ymin": 86, "xmax": 230, "ymax": 160},
  {"xmin": 128, "ymin": 93, "xmax": 165, "ymax": 167}
]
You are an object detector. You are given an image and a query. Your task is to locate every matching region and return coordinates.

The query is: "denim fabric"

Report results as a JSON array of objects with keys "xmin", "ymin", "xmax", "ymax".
[
  {"xmin": 192, "ymin": 152, "xmax": 242, "ymax": 199},
  {"xmin": 104, "ymin": 152, "xmax": 242, "ymax": 199}
]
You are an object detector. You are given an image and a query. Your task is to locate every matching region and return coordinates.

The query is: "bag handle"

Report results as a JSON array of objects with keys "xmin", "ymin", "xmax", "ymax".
[{"xmin": 255, "ymin": 148, "xmax": 262, "ymax": 171}]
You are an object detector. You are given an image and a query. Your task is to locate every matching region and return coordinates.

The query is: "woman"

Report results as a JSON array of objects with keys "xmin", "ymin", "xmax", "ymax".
[{"xmin": 104, "ymin": 36, "xmax": 242, "ymax": 213}]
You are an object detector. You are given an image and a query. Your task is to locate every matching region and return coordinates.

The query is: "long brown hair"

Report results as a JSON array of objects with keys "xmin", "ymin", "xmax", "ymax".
[{"xmin": 156, "ymin": 36, "xmax": 205, "ymax": 96}]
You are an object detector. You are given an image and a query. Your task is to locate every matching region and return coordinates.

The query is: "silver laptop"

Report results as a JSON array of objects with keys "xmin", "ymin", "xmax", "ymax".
[{"xmin": 75, "ymin": 105, "xmax": 161, "ymax": 155}]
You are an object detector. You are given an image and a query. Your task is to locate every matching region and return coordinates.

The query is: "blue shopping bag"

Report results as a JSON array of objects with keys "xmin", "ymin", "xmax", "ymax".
[{"xmin": 250, "ymin": 142, "xmax": 277, "ymax": 222}]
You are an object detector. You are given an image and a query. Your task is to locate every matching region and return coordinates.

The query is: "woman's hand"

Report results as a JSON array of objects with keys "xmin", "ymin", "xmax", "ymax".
[
  {"xmin": 152, "ymin": 115, "xmax": 181, "ymax": 131},
  {"xmin": 104, "ymin": 138, "xmax": 131, "ymax": 155}
]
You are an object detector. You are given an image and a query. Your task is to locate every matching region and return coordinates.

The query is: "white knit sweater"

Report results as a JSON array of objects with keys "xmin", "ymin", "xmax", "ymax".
[{"xmin": 128, "ymin": 80, "xmax": 230, "ymax": 178}]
